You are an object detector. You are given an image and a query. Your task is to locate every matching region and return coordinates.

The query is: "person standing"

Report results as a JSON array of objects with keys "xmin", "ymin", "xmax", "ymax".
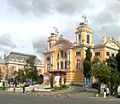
[
  {"xmin": 106, "ymin": 87, "xmax": 109, "ymax": 97},
  {"xmin": 104, "ymin": 87, "xmax": 107, "ymax": 98}
]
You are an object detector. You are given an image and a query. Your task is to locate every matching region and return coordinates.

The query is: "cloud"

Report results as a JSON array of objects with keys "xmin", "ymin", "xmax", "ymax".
[
  {"xmin": 0, "ymin": 33, "xmax": 16, "ymax": 48},
  {"xmin": 7, "ymin": 0, "xmax": 120, "ymax": 46},
  {"xmin": 90, "ymin": 0, "xmax": 120, "ymax": 43},
  {"xmin": 0, "ymin": 47, "xmax": 9, "ymax": 54},
  {"xmin": 8, "ymin": 0, "xmax": 92, "ymax": 16},
  {"xmin": 32, "ymin": 37, "xmax": 47, "ymax": 60}
]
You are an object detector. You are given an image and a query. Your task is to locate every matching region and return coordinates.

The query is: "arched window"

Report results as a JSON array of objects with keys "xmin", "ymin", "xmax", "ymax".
[
  {"xmin": 79, "ymin": 34, "xmax": 81, "ymax": 43},
  {"xmin": 57, "ymin": 53, "xmax": 59, "ymax": 59},
  {"xmin": 57, "ymin": 62, "xmax": 59, "ymax": 70},
  {"xmin": 76, "ymin": 59, "xmax": 80, "ymax": 69},
  {"xmin": 49, "ymin": 42, "xmax": 51, "ymax": 49},
  {"xmin": 87, "ymin": 35, "xmax": 90, "ymax": 43}
]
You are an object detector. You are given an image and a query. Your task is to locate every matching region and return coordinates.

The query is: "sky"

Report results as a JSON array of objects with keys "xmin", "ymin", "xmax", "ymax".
[{"xmin": 0, "ymin": 0, "xmax": 120, "ymax": 62}]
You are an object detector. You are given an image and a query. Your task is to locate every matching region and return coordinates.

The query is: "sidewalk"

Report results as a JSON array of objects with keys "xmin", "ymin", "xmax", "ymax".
[{"xmin": 7, "ymin": 84, "xmax": 51, "ymax": 92}]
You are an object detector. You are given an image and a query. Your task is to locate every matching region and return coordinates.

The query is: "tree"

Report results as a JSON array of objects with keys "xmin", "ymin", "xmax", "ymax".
[
  {"xmin": 106, "ymin": 57, "xmax": 117, "ymax": 70},
  {"xmin": 83, "ymin": 47, "xmax": 92, "ymax": 77},
  {"xmin": 92, "ymin": 63, "xmax": 111, "ymax": 84},
  {"xmin": 116, "ymin": 49, "xmax": 120, "ymax": 72},
  {"xmin": 85, "ymin": 47, "xmax": 92, "ymax": 61},
  {"xmin": 24, "ymin": 56, "xmax": 38, "ymax": 82},
  {"xmin": 0, "ymin": 70, "xmax": 2, "ymax": 82},
  {"xmin": 107, "ymin": 57, "xmax": 120, "ymax": 95},
  {"xmin": 91, "ymin": 62, "xmax": 111, "ymax": 93},
  {"xmin": 14, "ymin": 56, "xmax": 41, "ymax": 84}
]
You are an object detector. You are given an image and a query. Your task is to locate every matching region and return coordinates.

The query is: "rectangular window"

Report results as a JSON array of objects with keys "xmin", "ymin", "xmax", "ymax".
[
  {"xmin": 95, "ymin": 52, "xmax": 100, "ymax": 56},
  {"xmin": 65, "ymin": 52, "xmax": 67, "ymax": 58},
  {"xmin": 106, "ymin": 52, "xmax": 109, "ymax": 56},
  {"xmin": 3, "ymin": 66, "xmax": 5, "ymax": 70},
  {"xmin": 12, "ymin": 66, "xmax": 15, "ymax": 71},
  {"xmin": 61, "ymin": 61, "xmax": 63, "ymax": 69},
  {"xmin": 47, "ymin": 57, "xmax": 50, "ymax": 61},
  {"xmin": 87, "ymin": 35, "xmax": 90, "ymax": 43},
  {"xmin": 65, "ymin": 61, "xmax": 67, "ymax": 69},
  {"xmin": 112, "ymin": 53, "xmax": 114, "ymax": 57},
  {"xmin": 39, "ymin": 69, "xmax": 41, "ymax": 73},
  {"xmin": 61, "ymin": 51, "xmax": 63, "ymax": 58},
  {"xmin": 76, "ymin": 52, "xmax": 81, "ymax": 56}
]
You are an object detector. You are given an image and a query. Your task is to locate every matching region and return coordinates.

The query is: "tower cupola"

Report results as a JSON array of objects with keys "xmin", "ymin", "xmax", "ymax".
[{"xmin": 75, "ymin": 16, "xmax": 92, "ymax": 45}]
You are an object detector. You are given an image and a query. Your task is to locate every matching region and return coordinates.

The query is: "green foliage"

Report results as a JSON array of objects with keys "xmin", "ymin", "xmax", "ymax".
[
  {"xmin": 24, "ymin": 83, "xmax": 29, "ymax": 87},
  {"xmin": 83, "ymin": 47, "xmax": 92, "ymax": 77},
  {"xmin": 85, "ymin": 47, "xmax": 92, "ymax": 61},
  {"xmin": 0, "ymin": 70, "xmax": 2, "ymax": 81},
  {"xmin": 91, "ymin": 63, "xmax": 111, "ymax": 84},
  {"xmin": 92, "ymin": 83, "xmax": 99, "ymax": 90},
  {"xmin": 24, "ymin": 56, "xmax": 38, "ymax": 81},
  {"xmin": 37, "ymin": 77, "xmax": 42, "ymax": 84},
  {"xmin": 14, "ymin": 56, "xmax": 41, "ymax": 84},
  {"xmin": 83, "ymin": 60, "xmax": 91, "ymax": 77},
  {"xmin": 107, "ymin": 56, "xmax": 120, "ymax": 95},
  {"xmin": 53, "ymin": 85, "xmax": 68, "ymax": 91},
  {"xmin": 106, "ymin": 57, "xmax": 117, "ymax": 70}
]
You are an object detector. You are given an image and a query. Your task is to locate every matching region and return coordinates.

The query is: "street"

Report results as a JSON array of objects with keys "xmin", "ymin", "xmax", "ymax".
[{"xmin": 0, "ymin": 91, "xmax": 120, "ymax": 104}]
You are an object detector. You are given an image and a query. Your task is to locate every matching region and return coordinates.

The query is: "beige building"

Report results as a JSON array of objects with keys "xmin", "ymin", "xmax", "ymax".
[
  {"xmin": 0, "ymin": 52, "xmax": 44, "ymax": 81},
  {"xmin": 44, "ymin": 16, "xmax": 120, "ymax": 85}
]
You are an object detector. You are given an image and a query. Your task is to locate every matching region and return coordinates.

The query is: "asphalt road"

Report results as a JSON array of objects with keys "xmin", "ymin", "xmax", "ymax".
[{"xmin": 0, "ymin": 93, "xmax": 120, "ymax": 104}]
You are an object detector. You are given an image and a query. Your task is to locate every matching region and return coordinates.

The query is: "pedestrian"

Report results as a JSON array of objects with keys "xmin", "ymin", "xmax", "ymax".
[
  {"xmin": 13, "ymin": 86, "xmax": 16, "ymax": 93},
  {"xmin": 23, "ymin": 86, "xmax": 25, "ymax": 93},
  {"xmin": 106, "ymin": 87, "xmax": 109, "ymax": 97},
  {"xmin": 104, "ymin": 87, "xmax": 107, "ymax": 98},
  {"xmin": 117, "ymin": 85, "xmax": 120, "ymax": 98}
]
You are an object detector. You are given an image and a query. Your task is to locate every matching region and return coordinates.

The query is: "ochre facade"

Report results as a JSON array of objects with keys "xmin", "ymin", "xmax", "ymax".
[{"xmin": 44, "ymin": 17, "xmax": 120, "ymax": 85}]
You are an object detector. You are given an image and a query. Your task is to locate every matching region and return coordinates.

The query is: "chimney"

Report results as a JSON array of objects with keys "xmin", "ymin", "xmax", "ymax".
[{"xmin": 4, "ymin": 54, "xmax": 6, "ymax": 59}]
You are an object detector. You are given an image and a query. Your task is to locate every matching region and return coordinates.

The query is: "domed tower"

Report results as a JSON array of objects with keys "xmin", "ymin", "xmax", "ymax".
[
  {"xmin": 75, "ymin": 16, "xmax": 92, "ymax": 46},
  {"xmin": 47, "ymin": 27, "xmax": 60, "ymax": 51}
]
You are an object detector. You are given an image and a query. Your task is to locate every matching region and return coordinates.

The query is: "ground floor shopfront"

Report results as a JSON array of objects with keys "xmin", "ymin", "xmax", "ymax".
[{"xmin": 44, "ymin": 71, "xmax": 84, "ymax": 85}]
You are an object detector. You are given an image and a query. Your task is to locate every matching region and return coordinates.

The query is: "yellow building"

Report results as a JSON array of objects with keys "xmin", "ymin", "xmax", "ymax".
[{"xmin": 44, "ymin": 16, "xmax": 120, "ymax": 85}]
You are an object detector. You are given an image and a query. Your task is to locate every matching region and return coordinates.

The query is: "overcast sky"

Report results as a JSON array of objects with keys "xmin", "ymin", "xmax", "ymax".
[{"xmin": 0, "ymin": 0, "xmax": 120, "ymax": 62}]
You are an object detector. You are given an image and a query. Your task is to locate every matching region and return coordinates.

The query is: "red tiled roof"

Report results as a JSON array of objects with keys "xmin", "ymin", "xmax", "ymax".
[{"xmin": 65, "ymin": 40, "xmax": 72, "ymax": 47}]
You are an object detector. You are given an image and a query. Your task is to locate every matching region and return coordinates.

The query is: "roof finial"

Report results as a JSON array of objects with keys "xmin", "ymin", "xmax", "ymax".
[
  {"xmin": 53, "ymin": 27, "xmax": 59, "ymax": 34},
  {"xmin": 81, "ymin": 15, "xmax": 88, "ymax": 25}
]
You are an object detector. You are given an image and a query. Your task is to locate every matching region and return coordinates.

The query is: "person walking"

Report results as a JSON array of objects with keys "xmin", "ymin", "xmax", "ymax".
[
  {"xmin": 104, "ymin": 87, "xmax": 107, "ymax": 98},
  {"xmin": 23, "ymin": 86, "xmax": 25, "ymax": 93},
  {"xmin": 13, "ymin": 86, "xmax": 16, "ymax": 93}
]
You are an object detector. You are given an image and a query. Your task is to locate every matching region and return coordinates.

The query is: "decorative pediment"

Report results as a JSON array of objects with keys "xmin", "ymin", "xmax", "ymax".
[{"xmin": 104, "ymin": 39, "xmax": 120, "ymax": 50}]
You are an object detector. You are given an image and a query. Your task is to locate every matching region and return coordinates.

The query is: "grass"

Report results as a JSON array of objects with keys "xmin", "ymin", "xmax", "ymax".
[
  {"xmin": 45, "ymin": 87, "xmax": 52, "ymax": 89},
  {"xmin": 31, "ymin": 91, "xmax": 49, "ymax": 93},
  {"xmin": 52, "ymin": 85, "xmax": 69, "ymax": 91},
  {"xmin": 93, "ymin": 93, "xmax": 104, "ymax": 97},
  {"xmin": 0, "ymin": 87, "xmax": 3, "ymax": 91}
]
